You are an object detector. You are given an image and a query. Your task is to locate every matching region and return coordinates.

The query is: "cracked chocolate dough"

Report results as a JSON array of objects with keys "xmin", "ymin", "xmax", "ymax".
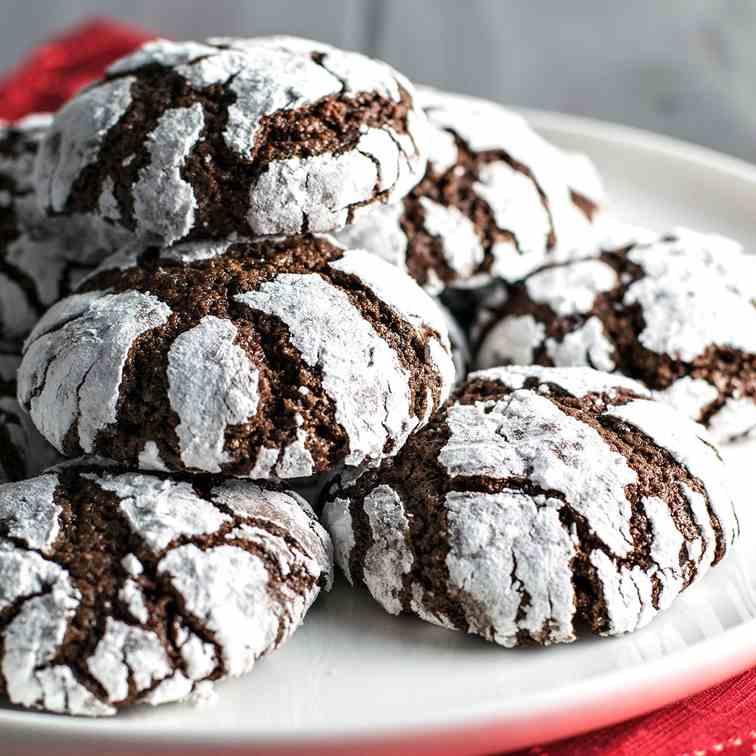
[
  {"xmin": 0, "ymin": 346, "xmax": 59, "ymax": 483},
  {"xmin": 322, "ymin": 365, "xmax": 738, "ymax": 646},
  {"xmin": 474, "ymin": 227, "xmax": 756, "ymax": 443},
  {"xmin": 0, "ymin": 114, "xmax": 130, "ymax": 345},
  {"xmin": 334, "ymin": 87, "xmax": 603, "ymax": 293},
  {"xmin": 18, "ymin": 235, "xmax": 455, "ymax": 476},
  {"xmin": 0, "ymin": 460, "xmax": 333, "ymax": 715},
  {"xmin": 34, "ymin": 36, "xmax": 429, "ymax": 245}
]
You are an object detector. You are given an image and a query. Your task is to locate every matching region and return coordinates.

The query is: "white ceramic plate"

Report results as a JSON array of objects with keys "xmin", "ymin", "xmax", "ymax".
[{"xmin": 3, "ymin": 112, "xmax": 756, "ymax": 756}]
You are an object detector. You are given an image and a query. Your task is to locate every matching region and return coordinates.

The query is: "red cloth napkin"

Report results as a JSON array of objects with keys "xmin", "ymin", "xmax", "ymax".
[
  {"xmin": 2, "ymin": 18, "xmax": 754, "ymax": 756},
  {"xmin": 0, "ymin": 18, "xmax": 154, "ymax": 119}
]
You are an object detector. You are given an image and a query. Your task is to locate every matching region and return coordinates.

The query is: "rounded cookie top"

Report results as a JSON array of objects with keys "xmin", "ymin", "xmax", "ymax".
[
  {"xmin": 322, "ymin": 365, "xmax": 738, "ymax": 647},
  {"xmin": 0, "ymin": 346, "xmax": 59, "ymax": 483},
  {"xmin": 334, "ymin": 87, "xmax": 602, "ymax": 294},
  {"xmin": 19, "ymin": 235, "xmax": 455, "ymax": 477},
  {"xmin": 0, "ymin": 115, "xmax": 130, "ymax": 345},
  {"xmin": 474, "ymin": 227, "xmax": 756, "ymax": 443},
  {"xmin": 34, "ymin": 36, "xmax": 428, "ymax": 245},
  {"xmin": 0, "ymin": 461, "xmax": 332, "ymax": 716}
]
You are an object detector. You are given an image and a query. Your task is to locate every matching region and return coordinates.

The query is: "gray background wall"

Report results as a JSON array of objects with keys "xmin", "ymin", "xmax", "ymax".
[{"xmin": 3, "ymin": 1, "xmax": 756, "ymax": 162}]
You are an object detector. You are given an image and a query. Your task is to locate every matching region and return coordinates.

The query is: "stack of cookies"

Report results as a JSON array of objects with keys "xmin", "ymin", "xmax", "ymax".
[{"xmin": 0, "ymin": 35, "xmax": 747, "ymax": 717}]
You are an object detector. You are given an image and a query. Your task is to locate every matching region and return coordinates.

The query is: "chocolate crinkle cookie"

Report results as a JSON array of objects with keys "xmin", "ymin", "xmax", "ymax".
[
  {"xmin": 0, "ymin": 114, "xmax": 130, "ymax": 345},
  {"xmin": 474, "ymin": 227, "xmax": 756, "ymax": 443},
  {"xmin": 322, "ymin": 366, "xmax": 738, "ymax": 647},
  {"xmin": 0, "ymin": 346, "xmax": 59, "ymax": 483},
  {"xmin": 34, "ymin": 36, "xmax": 429, "ymax": 245},
  {"xmin": 0, "ymin": 461, "xmax": 333, "ymax": 715},
  {"xmin": 335, "ymin": 87, "xmax": 603, "ymax": 294},
  {"xmin": 19, "ymin": 235, "xmax": 455, "ymax": 477}
]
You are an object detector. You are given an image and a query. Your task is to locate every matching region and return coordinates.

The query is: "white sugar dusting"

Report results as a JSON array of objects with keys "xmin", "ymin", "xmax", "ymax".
[
  {"xmin": 471, "ymin": 365, "xmax": 649, "ymax": 400},
  {"xmin": 275, "ymin": 427, "xmax": 315, "ymax": 479},
  {"xmin": 236, "ymin": 273, "xmax": 415, "ymax": 466},
  {"xmin": 641, "ymin": 495, "xmax": 685, "ymax": 608},
  {"xmin": 210, "ymin": 480, "xmax": 332, "ymax": 585},
  {"xmin": 332, "ymin": 203, "xmax": 409, "ymax": 275},
  {"xmin": 654, "ymin": 377, "xmax": 719, "ymax": 424},
  {"xmin": 546, "ymin": 317, "xmax": 616, "ymax": 372},
  {"xmin": 87, "ymin": 618, "xmax": 173, "ymax": 702},
  {"xmin": 19, "ymin": 290, "xmax": 171, "ymax": 454},
  {"xmin": 118, "ymin": 579, "xmax": 149, "ymax": 623},
  {"xmin": 476, "ymin": 314, "xmax": 546, "ymax": 368},
  {"xmin": 132, "ymin": 104, "xmax": 205, "ymax": 244},
  {"xmin": 322, "ymin": 497, "xmax": 356, "ymax": 583},
  {"xmin": 328, "ymin": 246, "xmax": 451, "ymax": 345},
  {"xmin": 137, "ymin": 441, "xmax": 169, "ymax": 472},
  {"xmin": 418, "ymin": 197, "xmax": 485, "ymax": 279},
  {"xmin": 604, "ymin": 399, "xmax": 738, "ymax": 547},
  {"xmin": 167, "ymin": 316, "xmax": 260, "ymax": 473},
  {"xmin": 525, "ymin": 259, "xmax": 618, "ymax": 316},
  {"xmin": 91, "ymin": 472, "xmax": 230, "ymax": 552},
  {"xmin": 706, "ymin": 397, "xmax": 756, "ymax": 443},
  {"xmin": 590, "ymin": 549, "xmax": 655, "ymax": 635},
  {"xmin": 439, "ymin": 391, "xmax": 637, "ymax": 556},
  {"xmin": 624, "ymin": 272, "xmax": 756, "ymax": 362},
  {"xmin": 108, "ymin": 39, "xmax": 217, "ymax": 75},
  {"xmin": 0, "ymin": 473, "xmax": 61, "ymax": 552},
  {"xmin": 35, "ymin": 76, "xmax": 135, "ymax": 213},
  {"xmin": 474, "ymin": 160, "xmax": 551, "ymax": 257},
  {"xmin": 248, "ymin": 150, "xmax": 378, "ymax": 235},
  {"xmin": 158, "ymin": 544, "xmax": 280, "ymax": 676},
  {"xmin": 444, "ymin": 490, "xmax": 577, "ymax": 646},
  {"xmin": 361, "ymin": 485, "xmax": 413, "ymax": 614}
]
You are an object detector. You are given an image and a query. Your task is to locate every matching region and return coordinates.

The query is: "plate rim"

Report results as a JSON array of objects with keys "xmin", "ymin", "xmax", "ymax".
[{"xmin": 3, "ymin": 109, "xmax": 756, "ymax": 754}]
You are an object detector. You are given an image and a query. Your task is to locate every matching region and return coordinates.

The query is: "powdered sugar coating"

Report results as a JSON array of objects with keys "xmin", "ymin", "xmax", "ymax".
[
  {"xmin": 444, "ymin": 490, "xmax": 578, "ymax": 647},
  {"xmin": 0, "ymin": 473, "xmax": 61, "ymax": 551},
  {"xmin": 335, "ymin": 88, "xmax": 601, "ymax": 292},
  {"xmin": 525, "ymin": 260, "xmax": 618, "ymax": 316},
  {"xmin": 87, "ymin": 618, "xmax": 173, "ymax": 702},
  {"xmin": 0, "ymin": 466, "xmax": 333, "ymax": 715},
  {"xmin": 34, "ymin": 76, "xmax": 135, "ymax": 213},
  {"xmin": 167, "ymin": 316, "xmax": 260, "ymax": 473},
  {"xmin": 439, "ymin": 391, "xmax": 637, "ymax": 556},
  {"xmin": 35, "ymin": 37, "xmax": 428, "ymax": 243},
  {"xmin": 332, "ymin": 202, "xmax": 408, "ymax": 273},
  {"xmin": 324, "ymin": 366, "xmax": 733, "ymax": 646},
  {"xmin": 417, "ymin": 198, "xmax": 485, "ymax": 281},
  {"xmin": 604, "ymin": 399, "xmax": 738, "ymax": 547},
  {"xmin": 624, "ymin": 271, "xmax": 756, "ymax": 362},
  {"xmin": 132, "ymin": 104, "xmax": 205, "ymax": 243},
  {"xmin": 361, "ymin": 485, "xmax": 414, "ymax": 614},
  {"xmin": 476, "ymin": 313, "xmax": 545, "ymax": 367},
  {"xmin": 0, "ymin": 113, "xmax": 52, "ymax": 194},
  {"xmin": 545, "ymin": 317, "xmax": 616, "ymax": 372},
  {"xmin": 328, "ymin": 246, "xmax": 450, "ymax": 342},
  {"xmin": 91, "ymin": 472, "xmax": 230, "ymax": 552},
  {"xmin": 237, "ymin": 273, "xmax": 415, "ymax": 466},
  {"xmin": 19, "ymin": 290, "xmax": 172, "ymax": 454},
  {"xmin": 473, "ymin": 228, "xmax": 756, "ymax": 441},
  {"xmin": 471, "ymin": 365, "xmax": 650, "ymax": 399}
]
